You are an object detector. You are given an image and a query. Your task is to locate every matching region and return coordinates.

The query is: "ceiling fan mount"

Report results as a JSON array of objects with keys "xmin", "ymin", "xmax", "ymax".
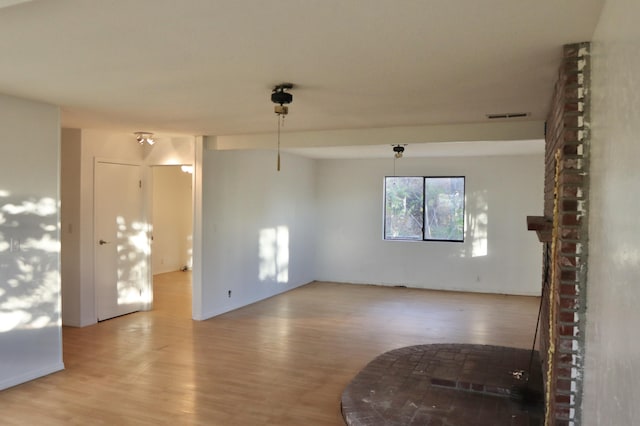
[
  {"xmin": 271, "ymin": 82, "xmax": 295, "ymax": 171},
  {"xmin": 393, "ymin": 144, "xmax": 406, "ymax": 158},
  {"xmin": 271, "ymin": 83, "xmax": 294, "ymax": 108}
]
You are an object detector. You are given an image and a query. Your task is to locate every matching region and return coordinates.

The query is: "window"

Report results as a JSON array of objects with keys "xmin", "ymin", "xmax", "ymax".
[{"xmin": 384, "ymin": 176, "xmax": 465, "ymax": 242}]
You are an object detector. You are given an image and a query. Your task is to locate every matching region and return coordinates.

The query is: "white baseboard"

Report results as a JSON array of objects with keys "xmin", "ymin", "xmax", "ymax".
[{"xmin": 0, "ymin": 362, "xmax": 65, "ymax": 391}]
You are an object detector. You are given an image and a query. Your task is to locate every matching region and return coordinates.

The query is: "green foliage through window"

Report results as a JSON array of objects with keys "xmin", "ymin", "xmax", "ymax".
[{"xmin": 384, "ymin": 176, "xmax": 464, "ymax": 242}]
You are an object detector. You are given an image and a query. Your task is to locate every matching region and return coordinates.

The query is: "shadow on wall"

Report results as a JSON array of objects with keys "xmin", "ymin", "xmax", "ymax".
[{"xmin": 0, "ymin": 190, "xmax": 59, "ymax": 333}]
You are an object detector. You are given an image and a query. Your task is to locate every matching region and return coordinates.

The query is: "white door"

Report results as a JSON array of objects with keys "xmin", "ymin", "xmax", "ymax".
[{"xmin": 95, "ymin": 161, "xmax": 147, "ymax": 321}]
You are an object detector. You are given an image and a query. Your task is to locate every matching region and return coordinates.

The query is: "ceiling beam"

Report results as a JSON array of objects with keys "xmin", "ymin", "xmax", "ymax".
[{"xmin": 209, "ymin": 121, "xmax": 545, "ymax": 151}]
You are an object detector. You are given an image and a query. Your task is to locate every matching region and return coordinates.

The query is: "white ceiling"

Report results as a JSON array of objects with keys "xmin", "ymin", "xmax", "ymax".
[{"xmin": 0, "ymin": 0, "xmax": 603, "ymax": 140}]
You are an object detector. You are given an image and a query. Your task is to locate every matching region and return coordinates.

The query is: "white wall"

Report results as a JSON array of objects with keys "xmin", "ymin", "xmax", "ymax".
[
  {"xmin": 315, "ymin": 154, "xmax": 544, "ymax": 295},
  {"xmin": 198, "ymin": 149, "xmax": 316, "ymax": 319},
  {"xmin": 60, "ymin": 129, "xmax": 194, "ymax": 326},
  {"xmin": 143, "ymin": 135, "xmax": 194, "ymax": 166},
  {"xmin": 0, "ymin": 94, "xmax": 63, "ymax": 389},
  {"xmin": 583, "ymin": 0, "xmax": 640, "ymax": 423},
  {"xmin": 152, "ymin": 166, "xmax": 193, "ymax": 274}
]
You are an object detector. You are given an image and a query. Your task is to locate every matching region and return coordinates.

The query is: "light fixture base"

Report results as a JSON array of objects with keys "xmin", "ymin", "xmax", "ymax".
[
  {"xmin": 274, "ymin": 105, "xmax": 289, "ymax": 115},
  {"xmin": 392, "ymin": 144, "xmax": 407, "ymax": 158},
  {"xmin": 134, "ymin": 131, "xmax": 155, "ymax": 145},
  {"xmin": 272, "ymin": 83, "xmax": 294, "ymax": 111}
]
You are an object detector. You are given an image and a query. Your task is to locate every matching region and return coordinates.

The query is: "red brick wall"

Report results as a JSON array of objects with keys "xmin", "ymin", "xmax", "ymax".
[{"xmin": 539, "ymin": 43, "xmax": 590, "ymax": 425}]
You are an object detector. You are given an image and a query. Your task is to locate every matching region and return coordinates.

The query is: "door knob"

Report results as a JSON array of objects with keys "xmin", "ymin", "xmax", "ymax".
[{"xmin": 99, "ymin": 239, "xmax": 110, "ymax": 245}]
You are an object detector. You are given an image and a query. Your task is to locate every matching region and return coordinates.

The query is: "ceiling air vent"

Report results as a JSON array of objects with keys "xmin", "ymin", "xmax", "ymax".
[{"xmin": 486, "ymin": 112, "xmax": 530, "ymax": 120}]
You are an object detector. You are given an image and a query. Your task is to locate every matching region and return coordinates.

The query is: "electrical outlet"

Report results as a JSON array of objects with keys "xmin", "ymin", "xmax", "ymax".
[{"xmin": 228, "ymin": 290, "xmax": 231, "ymax": 298}]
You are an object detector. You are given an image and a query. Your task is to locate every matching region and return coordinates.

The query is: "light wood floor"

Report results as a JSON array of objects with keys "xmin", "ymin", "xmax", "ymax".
[{"xmin": 0, "ymin": 272, "xmax": 540, "ymax": 425}]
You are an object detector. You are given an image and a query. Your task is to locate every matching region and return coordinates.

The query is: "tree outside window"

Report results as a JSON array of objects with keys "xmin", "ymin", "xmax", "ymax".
[{"xmin": 384, "ymin": 176, "xmax": 464, "ymax": 242}]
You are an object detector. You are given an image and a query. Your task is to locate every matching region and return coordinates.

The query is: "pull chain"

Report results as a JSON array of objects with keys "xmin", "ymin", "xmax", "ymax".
[
  {"xmin": 277, "ymin": 114, "xmax": 281, "ymax": 171},
  {"xmin": 277, "ymin": 114, "xmax": 286, "ymax": 171},
  {"xmin": 271, "ymin": 84, "xmax": 293, "ymax": 171}
]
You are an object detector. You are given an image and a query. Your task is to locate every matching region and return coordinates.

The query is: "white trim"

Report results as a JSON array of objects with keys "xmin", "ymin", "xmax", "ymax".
[
  {"xmin": 191, "ymin": 137, "xmax": 204, "ymax": 320},
  {"xmin": 0, "ymin": 362, "xmax": 64, "ymax": 391}
]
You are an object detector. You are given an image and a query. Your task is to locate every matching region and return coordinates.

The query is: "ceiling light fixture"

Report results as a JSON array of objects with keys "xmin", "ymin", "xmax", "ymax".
[
  {"xmin": 393, "ymin": 144, "xmax": 406, "ymax": 159},
  {"xmin": 271, "ymin": 83, "xmax": 294, "ymax": 171},
  {"xmin": 134, "ymin": 132, "xmax": 155, "ymax": 145},
  {"xmin": 392, "ymin": 144, "xmax": 407, "ymax": 176}
]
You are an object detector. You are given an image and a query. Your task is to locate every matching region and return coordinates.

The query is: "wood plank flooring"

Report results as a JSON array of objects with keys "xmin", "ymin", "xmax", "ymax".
[{"xmin": 0, "ymin": 272, "xmax": 540, "ymax": 425}]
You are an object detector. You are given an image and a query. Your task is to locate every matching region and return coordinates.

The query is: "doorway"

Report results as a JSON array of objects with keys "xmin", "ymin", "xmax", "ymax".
[{"xmin": 151, "ymin": 165, "xmax": 193, "ymax": 316}]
